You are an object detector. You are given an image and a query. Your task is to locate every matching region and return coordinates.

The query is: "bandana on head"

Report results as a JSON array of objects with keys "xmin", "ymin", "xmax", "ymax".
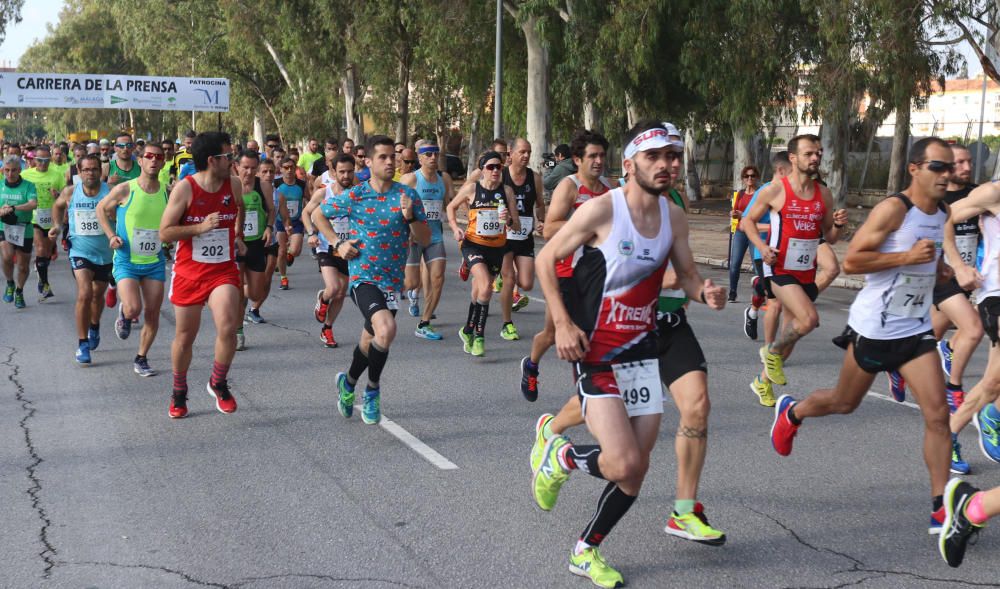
[
  {"xmin": 417, "ymin": 145, "xmax": 440, "ymax": 155},
  {"xmin": 479, "ymin": 151, "xmax": 502, "ymax": 170}
]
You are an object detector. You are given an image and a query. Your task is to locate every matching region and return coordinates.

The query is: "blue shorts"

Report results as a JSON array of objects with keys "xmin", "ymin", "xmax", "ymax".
[
  {"xmin": 275, "ymin": 218, "xmax": 305, "ymax": 235},
  {"xmin": 113, "ymin": 258, "xmax": 166, "ymax": 282}
]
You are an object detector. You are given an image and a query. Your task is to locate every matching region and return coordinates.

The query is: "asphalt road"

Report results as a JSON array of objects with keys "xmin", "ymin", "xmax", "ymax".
[{"xmin": 2, "ymin": 239, "xmax": 999, "ymax": 588}]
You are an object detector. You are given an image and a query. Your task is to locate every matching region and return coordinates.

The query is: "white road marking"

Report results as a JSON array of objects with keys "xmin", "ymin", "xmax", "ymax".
[
  {"xmin": 357, "ymin": 406, "xmax": 459, "ymax": 470},
  {"xmin": 867, "ymin": 391, "xmax": 920, "ymax": 410}
]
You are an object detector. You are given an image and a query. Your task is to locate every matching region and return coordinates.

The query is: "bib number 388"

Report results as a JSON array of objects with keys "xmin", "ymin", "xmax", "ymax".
[{"xmin": 612, "ymin": 360, "xmax": 663, "ymax": 418}]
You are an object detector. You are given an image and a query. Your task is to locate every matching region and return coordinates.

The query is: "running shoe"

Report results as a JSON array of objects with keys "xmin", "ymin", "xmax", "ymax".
[
  {"xmin": 938, "ymin": 339, "xmax": 953, "ymax": 379},
  {"xmin": 3, "ymin": 283, "xmax": 13, "ymax": 303},
  {"xmin": 206, "ymin": 380, "xmax": 237, "ymax": 413},
  {"xmin": 87, "ymin": 325, "xmax": 100, "ymax": 351},
  {"xmin": 568, "ymin": 546, "xmax": 624, "ymax": 589},
  {"xmin": 973, "ymin": 405, "xmax": 1000, "ymax": 463},
  {"xmin": 727, "ymin": 289, "xmax": 737, "ymax": 303},
  {"xmin": 887, "ymin": 370, "xmax": 906, "ymax": 402},
  {"xmin": 408, "ymin": 290, "xmax": 420, "ymax": 317},
  {"xmin": 750, "ymin": 275, "xmax": 764, "ymax": 309},
  {"xmin": 665, "ymin": 503, "xmax": 727, "ymax": 546},
  {"xmin": 939, "ymin": 478, "xmax": 983, "ymax": 567},
  {"xmin": 39, "ymin": 283, "xmax": 53, "ymax": 300},
  {"xmin": 471, "ymin": 336, "xmax": 485, "ymax": 356},
  {"xmin": 770, "ymin": 394, "xmax": 800, "ymax": 456},
  {"xmin": 946, "ymin": 384, "xmax": 965, "ymax": 414},
  {"xmin": 168, "ymin": 392, "xmax": 188, "ymax": 419},
  {"xmin": 532, "ymin": 435, "xmax": 570, "ymax": 511},
  {"xmin": 246, "ymin": 307, "xmax": 266, "ymax": 324},
  {"xmin": 279, "ymin": 276, "xmax": 289, "ymax": 290},
  {"xmin": 236, "ymin": 327, "xmax": 246, "ymax": 351},
  {"xmin": 36, "ymin": 279, "xmax": 44, "ymax": 294},
  {"xmin": 500, "ymin": 322, "xmax": 520, "ymax": 341},
  {"xmin": 361, "ymin": 387, "xmax": 381, "ymax": 425},
  {"xmin": 105, "ymin": 285, "xmax": 117, "ymax": 308},
  {"xmin": 751, "ymin": 376, "xmax": 775, "ymax": 407},
  {"xmin": 530, "ymin": 413, "xmax": 555, "ymax": 472},
  {"xmin": 14, "ymin": 290, "xmax": 25, "ymax": 309},
  {"xmin": 951, "ymin": 434, "xmax": 971, "ymax": 475},
  {"xmin": 458, "ymin": 328, "xmax": 474, "ymax": 354},
  {"xmin": 133, "ymin": 357, "xmax": 157, "ymax": 377},
  {"xmin": 414, "ymin": 324, "xmax": 443, "ymax": 340},
  {"xmin": 458, "ymin": 259, "xmax": 469, "ymax": 281},
  {"xmin": 75, "ymin": 341, "xmax": 91, "ymax": 365},
  {"xmin": 930, "ymin": 505, "xmax": 945, "ymax": 535},
  {"xmin": 743, "ymin": 306, "xmax": 758, "ymax": 340},
  {"xmin": 512, "ymin": 292, "xmax": 530, "ymax": 312},
  {"xmin": 762, "ymin": 348, "xmax": 786, "ymax": 385},
  {"xmin": 286, "ymin": 252, "xmax": 295, "ymax": 266},
  {"xmin": 115, "ymin": 304, "xmax": 132, "ymax": 340},
  {"xmin": 336, "ymin": 372, "xmax": 354, "ymax": 418},
  {"xmin": 314, "ymin": 290, "xmax": 330, "ymax": 323},
  {"xmin": 493, "ymin": 274, "xmax": 502, "ymax": 293},
  {"xmin": 320, "ymin": 326, "xmax": 338, "ymax": 348},
  {"xmin": 521, "ymin": 356, "xmax": 539, "ymax": 402}
]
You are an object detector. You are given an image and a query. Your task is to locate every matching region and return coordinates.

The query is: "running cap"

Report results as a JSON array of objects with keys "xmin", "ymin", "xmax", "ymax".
[
  {"xmin": 623, "ymin": 124, "xmax": 683, "ymax": 160},
  {"xmin": 99, "ymin": 138, "xmax": 110, "ymax": 145},
  {"xmin": 662, "ymin": 122, "xmax": 684, "ymax": 149}
]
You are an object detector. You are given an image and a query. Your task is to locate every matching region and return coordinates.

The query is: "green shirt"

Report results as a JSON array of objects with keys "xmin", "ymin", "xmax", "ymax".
[
  {"xmin": 297, "ymin": 151, "xmax": 322, "ymax": 172},
  {"xmin": 109, "ymin": 158, "xmax": 140, "ymax": 183},
  {"xmin": 158, "ymin": 161, "xmax": 174, "ymax": 187},
  {"xmin": 116, "ymin": 179, "xmax": 168, "ymax": 265},
  {"xmin": 0, "ymin": 178, "xmax": 37, "ymax": 228},
  {"xmin": 241, "ymin": 181, "xmax": 267, "ymax": 241},
  {"xmin": 22, "ymin": 166, "xmax": 66, "ymax": 228},
  {"xmin": 658, "ymin": 189, "xmax": 688, "ymax": 313}
]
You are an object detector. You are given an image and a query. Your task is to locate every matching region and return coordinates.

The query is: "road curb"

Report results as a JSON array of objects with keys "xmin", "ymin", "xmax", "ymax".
[{"xmin": 693, "ymin": 256, "xmax": 864, "ymax": 290}]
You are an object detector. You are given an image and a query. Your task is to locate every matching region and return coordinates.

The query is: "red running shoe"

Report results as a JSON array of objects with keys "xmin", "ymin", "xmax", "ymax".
[
  {"xmin": 279, "ymin": 276, "xmax": 289, "ymax": 290},
  {"xmin": 169, "ymin": 392, "xmax": 188, "ymax": 419},
  {"xmin": 770, "ymin": 394, "xmax": 800, "ymax": 456},
  {"xmin": 105, "ymin": 285, "xmax": 117, "ymax": 308},
  {"xmin": 320, "ymin": 326, "xmax": 338, "ymax": 348},
  {"xmin": 206, "ymin": 381, "xmax": 238, "ymax": 414},
  {"xmin": 286, "ymin": 252, "xmax": 295, "ymax": 266},
  {"xmin": 314, "ymin": 290, "xmax": 330, "ymax": 323},
  {"xmin": 458, "ymin": 259, "xmax": 469, "ymax": 282}
]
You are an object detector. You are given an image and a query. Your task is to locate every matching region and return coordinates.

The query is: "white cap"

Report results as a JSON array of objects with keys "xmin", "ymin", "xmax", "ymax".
[{"xmin": 623, "ymin": 123, "xmax": 685, "ymax": 161}]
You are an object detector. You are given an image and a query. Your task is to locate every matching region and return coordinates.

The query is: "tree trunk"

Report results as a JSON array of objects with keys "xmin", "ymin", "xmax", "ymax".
[
  {"xmin": 252, "ymin": 107, "xmax": 264, "ymax": 146},
  {"xmin": 342, "ymin": 64, "xmax": 362, "ymax": 143},
  {"xmin": 820, "ymin": 111, "xmax": 849, "ymax": 209},
  {"xmin": 625, "ymin": 93, "xmax": 640, "ymax": 129},
  {"xmin": 467, "ymin": 107, "xmax": 481, "ymax": 174},
  {"xmin": 732, "ymin": 129, "xmax": 755, "ymax": 189},
  {"xmin": 684, "ymin": 127, "xmax": 702, "ymax": 202},
  {"xmin": 263, "ymin": 38, "xmax": 297, "ymax": 100},
  {"xmin": 395, "ymin": 54, "xmax": 411, "ymax": 144},
  {"xmin": 887, "ymin": 97, "xmax": 911, "ymax": 194},
  {"xmin": 583, "ymin": 83, "xmax": 599, "ymax": 130},
  {"xmin": 521, "ymin": 14, "xmax": 550, "ymax": 171}
]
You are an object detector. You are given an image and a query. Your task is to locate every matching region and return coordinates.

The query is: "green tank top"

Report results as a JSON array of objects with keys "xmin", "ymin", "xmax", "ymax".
[
  {"xmin": 241, "ymin": 179, "xmax": 267, "ymax": 241},
  {"xmin": 109, "ymin": 158, "xmax": 141, "ymax": 182},
  {"xmin": 22, "ymin": 167, "xmax": 65, "ymax": 228},
  {"xmin": 659, "ymin": 189, "xmax": 688, "ymax": 313},
  {"xmin": 116, "ymin": 179, "xmax": 168, "ymax": 265}
]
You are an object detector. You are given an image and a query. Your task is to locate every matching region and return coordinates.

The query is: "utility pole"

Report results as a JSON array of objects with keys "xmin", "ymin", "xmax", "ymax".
[{"xmin": 493, "ymin": 0, "xmax": 503, "ymax": 139}]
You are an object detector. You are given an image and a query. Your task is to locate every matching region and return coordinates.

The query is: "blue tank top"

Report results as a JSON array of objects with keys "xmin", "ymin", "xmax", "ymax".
[
  {"xmin": 68, "ymin": 182, "xmax": 113, "ymax": 264},
  {"xmin": 274, "ymin": 179, "xmax": 306, "ymax": 221},
  {"xmin": 415, "ymin": 170, "xmax": 445, "ymax": 244}
]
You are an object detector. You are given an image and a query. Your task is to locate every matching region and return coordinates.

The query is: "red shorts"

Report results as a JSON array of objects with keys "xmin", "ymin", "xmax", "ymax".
[{"xmin": 168, "ymin": 269, "xmax": 241, "ymax": 306}]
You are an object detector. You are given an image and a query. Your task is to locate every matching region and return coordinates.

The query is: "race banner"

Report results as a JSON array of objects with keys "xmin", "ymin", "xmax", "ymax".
[{"xmin": 0, "ymin": 73, "xmax": 230, "ymax": 112}]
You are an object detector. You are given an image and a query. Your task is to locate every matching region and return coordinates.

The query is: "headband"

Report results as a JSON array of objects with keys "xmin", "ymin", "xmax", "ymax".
[
  {"xmin": 417, "ymin": 145, "xmax": 440, "ymax": 155},
  {"xmin": 479, "ymin": 151, "xmax": 502, "ymax": 169}
]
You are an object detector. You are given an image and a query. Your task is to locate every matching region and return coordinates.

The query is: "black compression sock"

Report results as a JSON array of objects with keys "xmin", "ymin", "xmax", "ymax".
[
  {"xmin": 366, "ymin": 343, "xmax": 389, "ymax": 385},
  {"xmin": 34, "ymin": 257, "xmax": 49, "ymax": 283},
  {"xmin": 581, "ymin": 483, "xmax": 638, "ymax": 546},
  {"xmin": 348, "ymin": 345, "xmax": 368, "ymax": 384},
  {"xmin": 465, "ymin": 301, "xmax": 477, "ymax": 333},
  {"xmin": 933, "ymin": 495, "xmax": 943, "ymax": 512},
  {"xmin": 566, "ymin": 444, "xmax": 605, "ymax": 479},
  {"xmin": 475, "ymin": 300, "xmax": 489, "ymax": 337}
]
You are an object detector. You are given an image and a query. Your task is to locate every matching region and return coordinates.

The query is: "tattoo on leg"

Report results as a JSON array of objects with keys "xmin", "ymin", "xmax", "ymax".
[
  {"xmin": 770, "ymin": 322, "xmax": 804, "ymax": 354},
  {"xmin": 677, "ymin": 426, "xmax": 708, "ymax": 438}
]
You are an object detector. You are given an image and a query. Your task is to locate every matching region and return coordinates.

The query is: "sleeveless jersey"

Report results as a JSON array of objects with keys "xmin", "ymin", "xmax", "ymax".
[
  {"xmin": 114, "ymin": 179, "xmax": 168, "ymax": 266},
  {"xmin": 464, "ymin": 182, "xmax": 507, "ymax": 248},
  {"xmin": 765, "ymin": 176, "xmax": 827, "ymax": 283},
  {"xmin": 275, "ymin": 178, "xmax": 306, "ymax": 221},
  {"xmin": 504, "ymin": 167, "xmax": 537, "ymax": 243},
  {"xmin": 173, "ymin": 175, "xmax": 239, "ymax": 281},
  {"xmin": 944, "ymin": 184, "xmax": 979, "ymax": 267},
  {"xmin": 979, "ymin": 212, "xmax": 1000, "ymax": 300},
  {"xmin": 317, "ymin": 170, "xmax": 337, "ymax": 190},
  {"xmin": 68, "ymin": 181, "xmax": 113, "ymax": 265},
  {"xmin": 659, "ymin": 189, "xmax": 688, "ymax": 313},
  {"xmin": 241, "ymin": 178, "xmax": 267, "ymax": 242},
  {"xmin": 109, "ymin": 158, "xmax": 140, "ymax": 182},
  {"xmin": 317, "ymin": 184, "xmax": 351, "ymax": 251},
  {"xmin": 848, "ymin": 194, "xmax": 946, "ymax": 340},
  {"xmin": 415, "ymin": 170, "xmax": 445, "ymax": 244},
  {"xmin": 22, "ymin": 167, "xmax": 65, "ymax": 229},
  {"xmin": 570, "ymin": 188, "xmax": 673, "ymax": 364},
  {"xmin": 556, "ymin": 175, "xmax": 612, "ymax": 278}
]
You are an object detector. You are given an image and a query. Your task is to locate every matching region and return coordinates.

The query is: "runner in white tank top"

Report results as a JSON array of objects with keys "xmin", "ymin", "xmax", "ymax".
[
  {"xmin": 769, "ymin": 137, "xmax": 955, "ymax": 539},
  {"xmin": 528, "ymin": 122, "xmax": 726, "ymax": 588}
]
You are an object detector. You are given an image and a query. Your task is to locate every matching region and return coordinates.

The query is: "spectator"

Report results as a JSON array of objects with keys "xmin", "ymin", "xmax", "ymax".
[
  {"xmin": 727, "ymin": 164, "xmax": 760, "ymax": 301},
  {"xmin": 543, "ymin": 143, "xmax": 576, "ymax": 193}
]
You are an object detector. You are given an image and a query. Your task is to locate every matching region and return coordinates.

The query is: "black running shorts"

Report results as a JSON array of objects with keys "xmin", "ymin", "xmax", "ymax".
[{"xmin": 833, "ymin": 325, "xmax": 937, "ymax": 374}]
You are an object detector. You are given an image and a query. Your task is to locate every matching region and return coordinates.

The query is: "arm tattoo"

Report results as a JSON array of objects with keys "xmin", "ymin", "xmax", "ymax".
[{"xmin": 677, "ymin": 426, "xmax": 708, "ymax": 438}]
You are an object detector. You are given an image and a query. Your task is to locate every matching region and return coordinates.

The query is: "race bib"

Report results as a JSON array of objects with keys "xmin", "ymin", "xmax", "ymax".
[
  {"xmin": 887, "ymin": 273, "xmax": 935, "ymax": 318},
  {"xmin": 192, "ymin": 228, "xmax": 230, "ymax": 263},
  {"xmin": 475, "ymin": 208, "xmax": 502, "ymax": 236},
  {"xmin": 612, "ymin": 360, "xmax": 664, "ymax": 418},
  {"xmin": 507, "ymin": 215, "xmax": 534, "ymax": 241},
  {"xmin": 332, "ymin": 216, "xmax": 351, "ymax": 241},
  {"xmin": 74, "ymin": 209, "xmax": 101, "ymax": 236},
  {"xmin": 784, "ymin": 237, "xmax": 819, "ymax": 271},
  {"xmin": 383, "ymin": 289, "xmax": 399, "ymax": 311},
  {"xmin": 954, "ymin": 234, "xmax": 978, "ymax": 266},
  {"xmin": 131, "ymin": 228, "xmax": 161, "ymax": 257},
  {"xmin": 286, "ymin": 200, "xmax": 300, "ymax": 218},
  {"xmin": 36, "ymin": 208, "xmax": 53, "ymax": 228},
  {"xmin": 4, "ymin": 223, "xmax": 24, "ymax": 246},
  {"xmin": 423, "ymin": 200, "xmax": 442, "ymax": 222},
  {"xmin": 243, "ymin": 210, "xmax": 259, "ymax": 236}
]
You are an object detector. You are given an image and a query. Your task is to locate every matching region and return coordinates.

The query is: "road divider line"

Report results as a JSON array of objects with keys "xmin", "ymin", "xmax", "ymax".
[
  {"xmin": 867, "ymin": 390, "xmax": 920, "ymax": 410},
  {"xmin": 357, "ymin": 406, "xmax": 459, "ymax": 470}
]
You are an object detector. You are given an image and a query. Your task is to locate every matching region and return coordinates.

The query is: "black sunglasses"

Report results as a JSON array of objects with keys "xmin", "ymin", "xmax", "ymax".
[
  {"xmin": 917, "ymin": 160, "xmax": 956, "ymax": 174},
  {"xmin": 403, "ymin": 159, "xmax": 417, "ymax": 165},
  {"xmin": 743, "ymin": 173, "xmax": 758, "ymax": 179}
]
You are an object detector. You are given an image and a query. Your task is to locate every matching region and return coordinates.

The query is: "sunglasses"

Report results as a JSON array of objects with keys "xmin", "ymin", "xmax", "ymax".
[
  {"xmin": 484, "ymin": 163, "xmax": 502, "ymax": 171},
  {"xmin": 141, "ymin": 152, "xmax": 165, "ymax": 161},
  {"xmin": 100, "ymin": 147, "xmax": 110, "ymax": 151},
  {"xmin": 212, "ymin": 152, "xmax": 235, "ymax": 162},
  {"xmin": 743, "ymin": 174, "xmax": 758, "ymax": 179},
  {"xmin": 266, "ymin": 144, "xmax": 278, "ymax": 148},
  {"xmin": 79, "ymin": 167, "xmax": 101, "ymax": 173},
  {"xmin": 403, "ymin": 159, "xmax": 417, "ymax": 165},
  {"xmin": 918, "ymin": 160, "xmax": 955, "ymax": 173},
  {"xmin": 34, "ymin": 157, "xmax": 50, "ymax": 163},
  {"xmin": 115, "ymin": 142, "xmax": 134, "ymax": 148}
]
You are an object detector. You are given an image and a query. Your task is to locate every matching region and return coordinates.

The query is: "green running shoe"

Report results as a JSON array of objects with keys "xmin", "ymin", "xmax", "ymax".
[
  {"xmin": 471, "ymin": 336, "xmax": 485, "ymax": 356},
  {"xmin": 2, "ymin": 282, "xmax": 12, "ymax": 303},
  {"xmin": 751, "ymin": 376, "xmax": 775, "ymax": 407},
  {"xmin": 532, "ymin": 435, "xmax": 570, "ymax": 511},
  {"xmin": 458, "ymin": 328, "xmax": 474, "ymax": 354},
  {"xmin": 530, "ymin": 413, "xmax": 555, "ymax": 472},
  {"xmin": 500, "ymin": 322, "xmax": 520, "ymax": 341},
  {"xmin": 512, "ymin": 293, "xmax": 530, "ymax": 312},
  {"xmin": 336, "ymin": 371, "xmax": 355, "ymax": 418},
  {"xmin": 493, "ymin": 274, "xmax": 503, "ymax": 293},
  {"xmin": 568, "ymin": 546, "xmax": 624, "ymax": 588},
  {"xmin": 763, "ymin": 348, "xmax": 787, "ymax": 385},
  {"xmin": 14, "ymin": 290, "xmax": 25, "ymax": 309}
]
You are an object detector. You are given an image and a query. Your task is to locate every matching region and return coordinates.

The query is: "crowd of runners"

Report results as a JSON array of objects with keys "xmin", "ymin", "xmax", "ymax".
[{"xmin": 2, "ymin": 124, "xmax": 999, "ymax": 585}]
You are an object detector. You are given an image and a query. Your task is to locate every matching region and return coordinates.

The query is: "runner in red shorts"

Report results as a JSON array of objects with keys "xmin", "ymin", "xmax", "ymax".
[{"xmin": 159, "ymin": 132, "xmax": 245, "ymax": 419}]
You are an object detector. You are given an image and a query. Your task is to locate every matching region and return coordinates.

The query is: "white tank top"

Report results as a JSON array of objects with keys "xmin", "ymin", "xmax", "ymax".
[
  {"xmin": 980, "ymin": 212, "xmax": 1000, "ymax": 299},
  {"xmin": 848, "ymin": 194, "xmax": 946, "ymax": 340}
]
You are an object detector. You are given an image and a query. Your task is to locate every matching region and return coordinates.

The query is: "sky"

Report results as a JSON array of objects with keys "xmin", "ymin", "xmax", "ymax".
[{"xmin": 0, "ymin": 0, "xmax": 63, "ymax": 68}]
